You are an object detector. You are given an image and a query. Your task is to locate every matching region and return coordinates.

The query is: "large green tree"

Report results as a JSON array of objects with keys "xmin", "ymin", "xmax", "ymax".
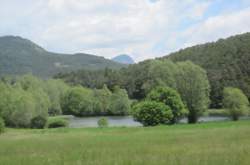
[{"xmin": 176, "ymin": 61, "xmax": 210, "ymax": 123}]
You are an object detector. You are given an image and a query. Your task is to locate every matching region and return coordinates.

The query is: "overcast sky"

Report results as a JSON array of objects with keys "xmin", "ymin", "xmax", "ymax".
[{"xmin": 1, "ymin": 0, "xmax": 250, "ymax": 61}]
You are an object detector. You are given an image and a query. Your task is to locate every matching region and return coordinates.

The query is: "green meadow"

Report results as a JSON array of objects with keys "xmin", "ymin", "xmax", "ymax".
[{"xmin": 1, "ymin": 120, "xmax": 250, "ymax": 165}]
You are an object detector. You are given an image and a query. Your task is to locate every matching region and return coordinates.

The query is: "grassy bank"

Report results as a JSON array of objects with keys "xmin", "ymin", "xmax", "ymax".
[{"xmin": 1, "ymin": 121, "xmax": 250, "ymax": 165}]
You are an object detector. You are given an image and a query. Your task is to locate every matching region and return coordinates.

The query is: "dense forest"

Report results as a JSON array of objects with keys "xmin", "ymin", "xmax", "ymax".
[
  {"xmin": 164, "ymin": 33, "xmax": 250, "ymax": 108},
  {"xmin": 57, "ymin": 33, "xmax": 250, "ymax": 108},
  {"xmin": 0, "ymin": 36, "xmax": 125, "ymax": 78}
]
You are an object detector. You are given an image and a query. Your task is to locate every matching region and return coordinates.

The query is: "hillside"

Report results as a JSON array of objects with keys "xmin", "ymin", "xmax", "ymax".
[
  {"xmin": 164, "ymin": 32, "xmax": 250, "ymax": 108},
  {"xmin": 112, "ymin": 54, "xmax": 135, "ymax": 64},
  {"xmin": 0, "ymin": 36, "xmax": 125, "ymax": 77}
]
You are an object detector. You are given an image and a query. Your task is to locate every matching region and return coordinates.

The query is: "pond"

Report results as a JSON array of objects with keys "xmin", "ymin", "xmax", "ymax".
[{"xmin": 67, "ymin": 115, "xmax": 237, "ymax": 128}]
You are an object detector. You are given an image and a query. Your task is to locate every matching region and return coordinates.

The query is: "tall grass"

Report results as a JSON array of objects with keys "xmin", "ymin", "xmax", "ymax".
[{"xmin": 0, "ymin": 120, "xmax": 250, "ymax": 165}]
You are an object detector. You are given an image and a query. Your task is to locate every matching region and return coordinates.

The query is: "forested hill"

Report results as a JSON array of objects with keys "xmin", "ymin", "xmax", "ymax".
[
  {"xmin": 0, "ymin": 36, "xmax": 125, "ymax": 78},
  {"xmin": 163, "ymin": 32, "xmax": 250, "ymax": 108}
]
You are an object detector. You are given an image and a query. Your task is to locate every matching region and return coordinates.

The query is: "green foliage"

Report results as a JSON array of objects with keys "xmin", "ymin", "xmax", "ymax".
[
  {"xmin": 47, "ymin": 118, "xmax": 69, "ymax": 128},
  {"xmin": 147, "ymin": 86, "xmax": 187, "ymax": 124},
  {"xmin": 142, "ymin": 60, "xmax": 177, "ymax": 95},
  {"xmin": 166, "ymin": 33, "xmax": 250, "ymax": 108},
  {"xmin": 0, "ymin": 117, "xmax": 5, "ymax": 134},
  {"xmin": 176, "ymin": 61, "xmax": 210, "ymax": 123},
  {"xmin": 62, "ymin": 86, "xmax": 94, "ymax": 116},
  {"xmin": 0, "ymin": 75, "xmax": 69, "ymax": 128},
  {"xmin": 31, "ymin": 116, "xmax": 47, "ymax": 129},
  {"xmin": 223, "ymin": 87, "xmax": 250, "ymax": 121},
  {"xmin": 15, "ymin": 74, "xmax": 50, "ymax": 118},
  {"xmin": 93, "ymin": 85, "xmax": 112, "ymax": 114},
  {"xmin": 45, "ymin": 79, "xmax": 69, "ymax": 116},
  {"xmin": 109, "ymin": 86, "xmax": 131, "ymax": 115},
  {"xmin": 0, "ymin": 36, "xmax": 125, "ymax": 78},
  {"xmin": 97, "ymin": 117, "xmax": 109, "ymax": 128},
  {"xmin": 0, "ymin": 83, "xmax": 37, "ymax": 128},
  {"xmin": 132, "ymin": 101, "xmax": 173, "ymax": 126}
]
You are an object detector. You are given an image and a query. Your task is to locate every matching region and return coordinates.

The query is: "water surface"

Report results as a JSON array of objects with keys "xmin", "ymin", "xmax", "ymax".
[{"xmin": 68, "ymin": 116, "xmax": 239, "ymax": 128}]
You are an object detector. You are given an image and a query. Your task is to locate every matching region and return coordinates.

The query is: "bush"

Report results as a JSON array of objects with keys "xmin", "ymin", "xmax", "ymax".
[
  {"xmin": 0, "ymin": 118, "xmax": 5, "ymax": 134},
  {"xmin": 98, "ymin": 118, "xmax": 109, "ymax": 128},
  {"xmin": 131, "ymin": 101, "xmax": 173, "ymax": 126},
  {"xmin": 147, "ymin": 86, "xmax": 187, "ymax": 124},
  {"xmin": 223, "ymin": 87, "xmax": 250, "ymax": 121},
  {"xmin": 47, "ymin": 118, "xmax": 69, "ymax": 128},
  {"xmin": 31, "ymin": 115, "xmax": 47, "ymax": 129}
]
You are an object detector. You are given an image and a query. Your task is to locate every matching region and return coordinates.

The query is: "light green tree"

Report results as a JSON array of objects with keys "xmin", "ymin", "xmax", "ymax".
[
  {"xmin": 109, "ymin": 86, "xmax": 131, "ymax": 115},
  {"xmin": 45, "ymin": 79, "xmax": 70, "ymax": 116},
  {"xmin": 62, "ymin": 86, "xmax": 94, "ymax": 116},
  {"xmin": 223, "ymin": 87, "xmax": 249, "ymax": 121}
]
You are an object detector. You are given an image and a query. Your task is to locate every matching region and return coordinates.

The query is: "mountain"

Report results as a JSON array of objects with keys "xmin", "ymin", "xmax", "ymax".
[
  {"xmin": 0, "ymin": 36, "xmax": 125, "ymax": 77},
  {"xmin": 112, "ymin": 54, "xmax": 135, "ymax": 64},
  {"xmin": 163, "ymin": 32, "xmax": 250, "ymax": 108}
]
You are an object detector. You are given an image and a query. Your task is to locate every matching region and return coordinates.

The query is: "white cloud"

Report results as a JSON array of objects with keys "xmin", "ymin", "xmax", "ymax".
[
  {"xmin": 182, "ymin": 7, "xmax": 250, "ymax": 48},
  {"xmin": 0, "ymin": 0, "xmax": 249, "ymax": 61}
]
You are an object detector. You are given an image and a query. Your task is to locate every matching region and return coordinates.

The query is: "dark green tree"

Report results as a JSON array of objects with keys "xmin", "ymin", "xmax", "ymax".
[
  {"xmin": 131, "ymin": 101, "xmax": 173, "ymax": 126},
  {"xmin": 147, "ymin": 86, "xmax": 187, "ymax": 124}
]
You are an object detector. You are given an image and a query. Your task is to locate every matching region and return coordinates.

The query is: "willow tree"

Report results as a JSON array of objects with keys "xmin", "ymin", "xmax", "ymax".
[{"xmin": 176, "ymin": 61, "xmax": 210, "ymax": 123}]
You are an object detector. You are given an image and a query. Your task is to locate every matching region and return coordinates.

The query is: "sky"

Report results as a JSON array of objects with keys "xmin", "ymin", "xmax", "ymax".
[{"xmin": 1, "ymin": 0, "xmax": 250, "ymax": 62}]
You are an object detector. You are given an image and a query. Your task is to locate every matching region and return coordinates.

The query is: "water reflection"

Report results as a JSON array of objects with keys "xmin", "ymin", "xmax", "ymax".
[{"xmin": 68, "ymin": 116, "xmax": 241, "ymax": 128}]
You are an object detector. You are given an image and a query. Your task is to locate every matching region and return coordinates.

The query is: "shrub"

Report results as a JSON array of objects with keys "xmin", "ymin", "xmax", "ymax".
[
  {"xmin": 0, "ymin": 118, "xmax": 5, "ymax": 134},
  {"xmin": 223, "ymin": 87, "xmax": 250, "ymax": 121},
  {"xmin": 131, "ymin": 101, "xmax": 173, "ymax": 126},
  {"xmin": 31, "ymin": 115, "xmax": 47, "ymax": 129},
  {"xmin": 47, "ymin": 118, "xmax": 69, "ymax": 128},
  {"xmin": 98, "ymin": 117, "xmax": 109, "ymax": 128},
  {"xmin": 147, "ymin": 86, "xmax": 187, "ymax": 124}
]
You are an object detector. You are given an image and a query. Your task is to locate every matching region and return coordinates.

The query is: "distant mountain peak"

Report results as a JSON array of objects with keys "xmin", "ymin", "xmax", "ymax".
[{"xmin": 112, "ymin": 54, "xmax": 135, "ymax": 64}]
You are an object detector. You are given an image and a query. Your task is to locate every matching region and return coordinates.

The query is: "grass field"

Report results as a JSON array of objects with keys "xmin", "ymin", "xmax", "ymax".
[{"xmin": 1, "ymin": 121, "xmax": 250, "ymax": 165}]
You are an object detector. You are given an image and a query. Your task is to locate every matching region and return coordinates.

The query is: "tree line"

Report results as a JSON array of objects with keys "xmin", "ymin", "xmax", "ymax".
[
  {"xmin": 57, "ymin": 60, "xmax": 211, "ymax": 123},
  {"xmin": 0, "ymin": 75, "xmax": 130, "ymax": 128},
  {"xmin": 0, "ymin": 60, "xmax": 249, "ymax": 130}
]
